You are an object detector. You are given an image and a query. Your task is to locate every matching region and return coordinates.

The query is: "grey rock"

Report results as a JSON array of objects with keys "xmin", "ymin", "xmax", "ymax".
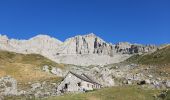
[
  {"xmin": 17, "ymin": 90, "xmax": 26, "ymax": 95},
  {"xmin": 145, "ymin": 79, "xmax": 151, "ymax": 84},
  {"xmin": 42, "ymin": 65, "xmax": 50, "ymax": 73},
  {"xmin": 166, "ymin": 81, "xmax": 170, "ymax": 88},
  {"xmin": 156, "ymin": 78, "xmax": 161, "ymax": 81},
  {"xmin": 51, "ymin": 67, "xmax": 64, "ymax": 77},
  {"xmin": 115, "ymin": 66, "xmax": 119, "ymax": 69},
  {"xmin": 148, "ymin": 75, "xmax": 153, "ymax": 78},
  {"xmin": 31, "ymin": 83, "xmax": 41, "ymax": 90},
  {"xmin": 152, "ymin": 81, "xmax": 160, "ymax": 87},
  {"xmin": 58, "ymin": 33, "xmax": 114, "ymax": 56},
  {"xmin": 0, "ymin": 76, "xmax": 18, "ymax": 96},
  {"xmin": 127, "ymin": 80, "xmax": 132, "ymax": 85},
  {"xmin": 0, "ymin": 95, "xmax": 4, "ymax": 100},
  {"xmin": 98, "ymin": 68, "xmax": 115, "ymax": 86}
]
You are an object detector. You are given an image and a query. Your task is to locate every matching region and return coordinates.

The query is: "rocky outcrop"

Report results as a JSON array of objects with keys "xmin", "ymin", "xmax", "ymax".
[
  {"xmin": 0, "ymin": 34, "xmax": 62, "ymax": 56},
  {"xmin": 57, "ymin": 34, "xmax": 157, "ymax": 56},
  {"xmin": 115, "ymin": 42, "xmax": 157, "ymax": 54},
  {"xmin": 57, "ymin": 33, "xmax": 114, "ymax": 56},
  {"xmin": 0, "ymin": 76, "xmax": 18, "ymax": 96},
  {"xmin": 98, "ymin": 68, "xmax": 115, "ymax": 87},
  {"xmin": 166, "ymin": 81, "xmax": 170, "ymax": 88},
  {"xmin": 42, "ymin": 65, "xmax": 66, "ymax": 77}
]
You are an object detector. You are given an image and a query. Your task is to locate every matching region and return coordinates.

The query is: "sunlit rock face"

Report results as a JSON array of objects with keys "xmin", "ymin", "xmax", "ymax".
[
  {"xmin": 57, "ymin": 33, "xmax": 114, "ymax": 56},
  {"xmin": 114, "ymin": 42, "xmax": 157, "ymax": 54},
  {"xmin": 0, "ymin": 33, "xmax": 157, "ymax": 66}
]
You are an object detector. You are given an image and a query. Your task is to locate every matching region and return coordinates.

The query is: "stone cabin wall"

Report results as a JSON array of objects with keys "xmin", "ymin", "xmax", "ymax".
[{"xmin": 57, "ymin": 73, "xmax": 94, "ymax": 94}]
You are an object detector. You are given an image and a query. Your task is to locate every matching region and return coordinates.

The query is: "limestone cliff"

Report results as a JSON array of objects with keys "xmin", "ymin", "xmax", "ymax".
[
  {"xmin": 57, "ymin": 33, "xmax": 114, "ymax": 56},
  {"xmin": 0, "ymin": 33, "xmax": 157, "ymax": 66}
]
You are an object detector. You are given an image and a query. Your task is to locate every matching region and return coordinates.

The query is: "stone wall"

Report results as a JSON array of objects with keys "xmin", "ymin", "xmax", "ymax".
[{"xmin": 57, "ymin": 73, "xmax": 94, "ymax": 94}]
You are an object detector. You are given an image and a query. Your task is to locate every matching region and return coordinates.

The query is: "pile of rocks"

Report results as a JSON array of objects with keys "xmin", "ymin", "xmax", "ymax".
[
  {"xmin": 0, "ymin": 76, "xmax": 18, "ymax": 96},
  {"xmin": 42, "ymin": 65, "xmax": 66, "ymax": 77},
  {"xmin": 27, "ymin": 82, "xmax": 57, "ymax": 98},
  {"xmin": 0, "ymin": 76, "xmax": 60, "ymax": 98}
]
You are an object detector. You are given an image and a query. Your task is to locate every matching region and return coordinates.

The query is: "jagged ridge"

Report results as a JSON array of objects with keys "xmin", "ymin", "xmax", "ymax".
[{"xmin": 0, "ymin": 33, "xmax": 157, "ymax": 66}]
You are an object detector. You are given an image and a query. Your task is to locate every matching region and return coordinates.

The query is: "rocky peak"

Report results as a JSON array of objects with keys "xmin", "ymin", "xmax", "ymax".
[
  {"xmin": 84, "ymin": 33, "xmax": 97, "ymax": 37},
  {"xmin": 29, "ymin": 34, "xmax": 63, "ymax": 45},
  {"xmin": 114, "ymin": 42, "xmax": 157, "ymax": 54},
  {"xmin": 0, "ymin": 34, "xmax": 9, "ymax": 43},
  {"xmin": 56, "ymin": 33, "xmax": 158, "ymax": 56},
  {"xmin": 57, "ymin": 33, "xmax": 113, "ymax": 55},
  {"xmin": 0, "ymin": 34, "xmax": 63, "ymax": 55}
]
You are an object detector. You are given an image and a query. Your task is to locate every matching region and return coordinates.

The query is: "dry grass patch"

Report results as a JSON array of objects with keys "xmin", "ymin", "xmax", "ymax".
[
  {"xmin": 44, "ymin": 86, "xmax": 160, "ymax": 100},
  {"xmin": 0, "ymin": 50, "xmax": 63, "ymax": 84}
]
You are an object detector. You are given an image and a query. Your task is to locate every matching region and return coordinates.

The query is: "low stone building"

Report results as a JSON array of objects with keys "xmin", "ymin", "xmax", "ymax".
[{"xmin": 56, "ymin": 71, "xmax": 101, "ymax": 94}]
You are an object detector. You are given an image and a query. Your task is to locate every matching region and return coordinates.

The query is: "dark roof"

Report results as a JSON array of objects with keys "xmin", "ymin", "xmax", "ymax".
[
  {"xmin": 81, "ymin": 74, "xmax": 101, "ymax": 85},
  {"xmin": 69, "ymin": 71, "xmax": 96, "ymax": 84}
]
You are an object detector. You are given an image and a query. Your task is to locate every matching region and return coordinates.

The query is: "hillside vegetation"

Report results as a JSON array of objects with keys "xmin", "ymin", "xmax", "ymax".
[
  {"xmin": 4, "ymin": 86, "xmax": 160, "ymax": 100},
  {"xmin": 44, "ymin": 86, "xmax": 160, "ymax": 100},
  {"xmin": 0, "ymin": 50, "xmax": 64, "ymax": 83},
  {"xmin": 127, "ymin": 45, "xmax": 170, "ymax": 65}
]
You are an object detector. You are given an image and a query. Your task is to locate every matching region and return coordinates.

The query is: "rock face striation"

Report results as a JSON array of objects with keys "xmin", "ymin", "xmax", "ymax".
[
  {"xmin": 57, "ymin": 33, "xmax": 114, "ymax": 56},
  {"xmin": 0, "ymin": 33, "xmax": 157, "ymax": 66},
  {"xmin": 114, "ymin": 42, "xmax": 157, "ymax": 54}
]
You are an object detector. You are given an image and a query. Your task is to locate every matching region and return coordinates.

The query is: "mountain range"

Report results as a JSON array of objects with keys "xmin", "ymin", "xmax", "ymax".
[
  {"xmin": 0, "ymin": 33, "xmax": 158, "ymax": 66},
  {"xmin": 0, "ymin": 33, "xmax": 170, "ymax": 100}
]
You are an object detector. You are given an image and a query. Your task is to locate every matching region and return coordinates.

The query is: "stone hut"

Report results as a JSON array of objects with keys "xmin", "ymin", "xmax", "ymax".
[{"xmin": 57, "ymin": 71, "xmax": 101, "ymax": 94}]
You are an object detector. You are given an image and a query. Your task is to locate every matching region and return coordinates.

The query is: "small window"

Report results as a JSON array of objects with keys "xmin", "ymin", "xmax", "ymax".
[
  {"xmin": 87, "ymin": 84, "xmax": 89, "ymax": 87},
  {"xmin": 64, "ymin": 84, "xmax": 68, "ymax": 89},
  {"xmin": 77, "ymin": 82, "xmax": 81, "ymax": 87}
]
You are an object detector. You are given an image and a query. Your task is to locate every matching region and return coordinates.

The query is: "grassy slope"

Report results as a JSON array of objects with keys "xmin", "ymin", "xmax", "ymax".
[
  {"xmin": 0, "ymin": 50, "xmax": 64, "ymax": 83},
  {"xmin": 125, "ymin": 45, "xmax": 170, "ymax": 80},
  {"xmin": 42, "ymin": 86, "xmax": 160, "ymax": 100},
  {"xmin": 126, "ymin": 45, "xmax": 170, "ymax": 65},
  {"xmin": 4, "ymin": 86, "xmax": 160, "ymax": 100}
]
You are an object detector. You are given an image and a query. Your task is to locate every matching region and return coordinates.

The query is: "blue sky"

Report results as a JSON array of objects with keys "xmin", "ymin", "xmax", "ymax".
[{"xmin": 0, "ymin": 0, "xmax": 169, "ymax": 44}]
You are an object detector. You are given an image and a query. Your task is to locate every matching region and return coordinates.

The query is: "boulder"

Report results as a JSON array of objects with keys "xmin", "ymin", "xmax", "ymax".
[
  {"xmin": 152, "ymin": 81, "xmax": 160, "ymax": 88},
  {"xmin": 148, "ymin": 75, "xmax": 153, "ymax": 78},
  {"xmin": 127, "ymin": 80, "xmax": 132, "ymax": 85},
  {"xmin": 31, "ymin": 83, "xmax": 41, "ymax": 90},
  {"xmin": 166, "ymin": 81, "xmax": 170, "ymax": 88},
  {"xmin": 51, "ymin": 67, "xmax": 63, "ymax": 77},
  {"xmin": 42, "ymin": 65, "xmax": 50, "ymax": 72},
  {"xmin": 145, "ymin": 79, "xmax": 151, "ymax": 84},
  {"xmin": 17, "ymin": 90, "xmax": 26, "ymax": 95}
]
